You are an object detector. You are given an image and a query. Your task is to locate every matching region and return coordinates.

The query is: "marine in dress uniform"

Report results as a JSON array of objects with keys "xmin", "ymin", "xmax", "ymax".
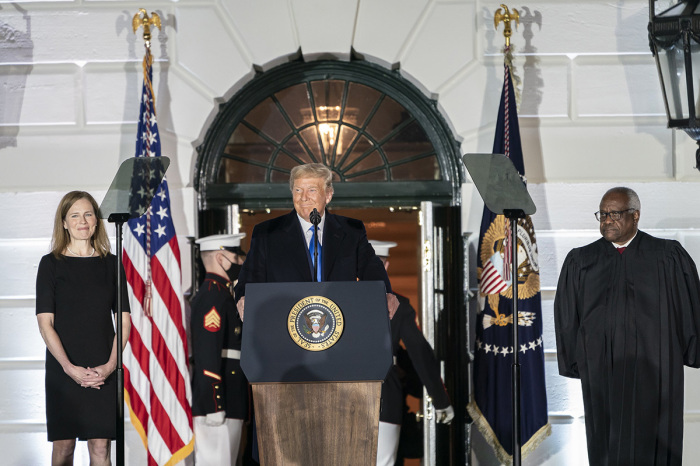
[
  {"xmin": 369, "ymin": 240, "xmax": 454, "ymax": 466},
  {"xmin": 190, "ymin": 234, "xmax": 249, "ymax": 465}
]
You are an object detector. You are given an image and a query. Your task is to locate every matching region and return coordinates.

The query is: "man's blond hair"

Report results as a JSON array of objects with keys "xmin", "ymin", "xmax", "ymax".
[{"xmin": 289, "ymin": 163, "xmax": 334, "ymax": 193}]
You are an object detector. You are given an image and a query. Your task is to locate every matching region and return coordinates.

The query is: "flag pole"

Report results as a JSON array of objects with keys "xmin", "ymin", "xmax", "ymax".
[
  {"xmin": 110, "ymin": 213, "xmax": 129, "ymax": 466},
  {"xmin": 495, "ymin": 5, "xmax": 522, "ymax": 466},
  {"xmin": 120, "ymin": 10, "xmax": 160, "ymax": 466},
  {"xmin": 504, "ymin": 209, "xmax": 523, "ymax": 466}
]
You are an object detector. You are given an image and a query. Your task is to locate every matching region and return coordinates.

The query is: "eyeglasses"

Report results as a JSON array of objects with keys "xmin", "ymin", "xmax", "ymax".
[{"xmin": 594, "ymin": 209, "xmax": 634, "ymax": 221}]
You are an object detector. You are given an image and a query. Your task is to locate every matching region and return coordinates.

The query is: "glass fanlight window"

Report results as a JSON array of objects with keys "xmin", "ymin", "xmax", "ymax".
[{"xmin": 217, "ymin": 79, "xmax": 441, "ymax": 184}]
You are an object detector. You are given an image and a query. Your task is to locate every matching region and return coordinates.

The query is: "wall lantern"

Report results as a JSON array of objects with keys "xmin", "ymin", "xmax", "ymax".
[{"xmin": 649, "ymin": 0, "xmax": 700, "ymax": 166}]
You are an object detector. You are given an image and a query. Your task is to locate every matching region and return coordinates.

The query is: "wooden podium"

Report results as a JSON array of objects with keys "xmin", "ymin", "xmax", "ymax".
[{"xmin": 241, "ymin": 281, "xmax": 392, "ymax": 465}]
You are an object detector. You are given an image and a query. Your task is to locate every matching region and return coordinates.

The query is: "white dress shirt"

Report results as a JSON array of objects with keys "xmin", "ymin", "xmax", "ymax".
[{"xmin": 297, "ymin": 212, "xmax": 325, "ymax": 248}]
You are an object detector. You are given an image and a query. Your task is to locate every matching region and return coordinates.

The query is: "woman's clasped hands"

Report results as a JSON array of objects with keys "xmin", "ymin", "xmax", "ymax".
[{"xmin": 65, "ymin": 363, "xmax": 113, "ymax": 389}]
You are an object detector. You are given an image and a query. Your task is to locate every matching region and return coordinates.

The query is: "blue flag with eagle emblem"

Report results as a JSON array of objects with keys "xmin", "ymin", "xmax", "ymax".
[{"xmin": 467, "ymin": 60, "xmax": 550, "ymax": 463}]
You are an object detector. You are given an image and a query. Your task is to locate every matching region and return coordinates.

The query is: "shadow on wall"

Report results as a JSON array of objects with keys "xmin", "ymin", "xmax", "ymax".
[
  {"xmin": 518, "ymin": 7, "xmax": 545, "ymax": 184},
  {"xmin": 477, "ymin": 6, "xmax": 551, "ymax": 238},
  {"xmin": 153, "ymin": 9, "xmax": 176, "ymax": 150},
  {"xmin": 478, "ymin": 6, "xmax": 545, "ymax": 182},
  {"xmin": 516, "ymin": 6, "xmax": 556, "ymax": 283},
  {"xmin": 115, "ymin": 9, "xmax": 177, "ymax": 166},
  {"xmin": 478, "ymin": 6, "xmax": 506, "ymax": 155},
  {"xmin": 114, "ymin": 9, "xmax": 192, "ymax": 239},
  {"xmin": 618, "ymin": 2, "xmax": 669, "ymax": 158},
  {"xmin": 0, "ymin": 4, "xmax": 33, "ymax": 150},
  {"xmin": 116, "ymin": 8, "xmax": 140, "ymax": 154}
]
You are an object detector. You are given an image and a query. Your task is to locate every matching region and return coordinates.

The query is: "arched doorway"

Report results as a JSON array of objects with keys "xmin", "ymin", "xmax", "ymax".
[
  {"xmin": 195, "ymin": 59, "xmax": 462, "ymax": 210},
  {"xmin": 195, "ymin": 59, "xmax": 469, "ymax": 465}
]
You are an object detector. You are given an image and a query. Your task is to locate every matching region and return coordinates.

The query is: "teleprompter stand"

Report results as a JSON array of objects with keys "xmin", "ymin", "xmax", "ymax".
[
  {"xmin": 241, "ymin": 280, "xmax": 392, "ymax": 465},
  {"xmin": 99, "ymin": 156, "xmax": 170, "ymax": 466},
  {"xmin": 462, "ymin": 153, "xmax": 536, "ymax": 466}
]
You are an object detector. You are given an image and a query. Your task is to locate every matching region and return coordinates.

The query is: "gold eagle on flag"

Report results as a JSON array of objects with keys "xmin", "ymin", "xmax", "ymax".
[{"xmin": 477, "ymin": 215, "xmax": 540, "ymax": 319}]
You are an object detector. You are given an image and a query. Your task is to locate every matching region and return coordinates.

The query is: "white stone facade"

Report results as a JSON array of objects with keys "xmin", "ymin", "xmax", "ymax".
[{"xmin": 1, "ymin": 1, "xmax": 699, "ymax": 464}]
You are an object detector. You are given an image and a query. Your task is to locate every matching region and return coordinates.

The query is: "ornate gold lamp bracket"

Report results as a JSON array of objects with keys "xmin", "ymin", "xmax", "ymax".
[
  {"xmin": 132, "ymin": 9, "xmax": 161, "ymax": 49},
  {"xmin": 494, "ymin": 4, "xmax": 520, "ymax": 48}
]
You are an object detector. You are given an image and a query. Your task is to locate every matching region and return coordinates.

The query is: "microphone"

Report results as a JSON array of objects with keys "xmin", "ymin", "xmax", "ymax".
[
  {"xmin": 309, "ymin": 208, "xmax": 321, "ymax": 226},
  {"xmin": 309, "ymin": 208, "xmax": 321, "ymax": 282}
]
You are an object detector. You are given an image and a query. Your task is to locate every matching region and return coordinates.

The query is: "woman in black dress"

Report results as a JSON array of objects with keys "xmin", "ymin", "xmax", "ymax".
[{"xmin": 36, "ymin": 191, "xmax": 130, "ymax": 466}]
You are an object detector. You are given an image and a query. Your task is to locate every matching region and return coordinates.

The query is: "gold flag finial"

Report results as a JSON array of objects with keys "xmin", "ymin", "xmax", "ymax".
[
  {"xmin": 494, "ymin": 4, "xmax": 519, "ymax": 48},
  {"xmin": 132, "ymin": 9, "xmax": 161, "ymax": 47}
]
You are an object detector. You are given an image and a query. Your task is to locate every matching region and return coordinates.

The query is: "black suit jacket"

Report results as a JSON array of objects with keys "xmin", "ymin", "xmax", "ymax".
[{"xmin": 234, "ymin": 209, "xmax": 391, "ymax": 300}]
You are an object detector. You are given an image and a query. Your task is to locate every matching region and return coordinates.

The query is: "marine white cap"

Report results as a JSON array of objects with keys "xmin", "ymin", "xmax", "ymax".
[
  {"xmin": 369, "ymin": 240, "xmax": 397, "ymax": 257},
  {"xmin": 196, "ymin": 233, "xmax": 246, "ymax": 252}
]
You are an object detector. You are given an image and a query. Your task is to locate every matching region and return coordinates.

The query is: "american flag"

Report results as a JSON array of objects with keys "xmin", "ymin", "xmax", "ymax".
[
  {"xmin": 468, "ymin": 57, "xmax": 550, "ymax": 463},
  {"xmin": 479, "ymin": 252, "xmax": 510, "ymax": 295},
  {"xmin": 122, "ymin": 47, "xmax": 194, "ymax": 465}
]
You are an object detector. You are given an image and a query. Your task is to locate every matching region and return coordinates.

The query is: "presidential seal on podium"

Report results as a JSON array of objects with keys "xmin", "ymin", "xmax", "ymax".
[{"xmin": 288, "ymin": 296, "xmax": 344, "ymax": 351}]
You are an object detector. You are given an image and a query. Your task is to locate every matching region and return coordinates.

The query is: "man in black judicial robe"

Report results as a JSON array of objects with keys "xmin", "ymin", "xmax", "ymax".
[{"xmin": 554, "ymin": 187, "xmax": 700, "ymax": 466}]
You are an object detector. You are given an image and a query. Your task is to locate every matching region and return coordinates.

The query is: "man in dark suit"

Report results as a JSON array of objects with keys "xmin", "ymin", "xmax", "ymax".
[{"xmin": 234, "ymin": 163, "xmax": 399, "ymax": 320}]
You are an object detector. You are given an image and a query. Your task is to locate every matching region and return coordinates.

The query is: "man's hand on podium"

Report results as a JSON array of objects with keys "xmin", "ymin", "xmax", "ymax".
[
  {"xmin": 205, "ymin": 410, "xmax": 226, "ymax": 426},
  {"xmin": 387, "ymin": 293, "xmax": 399, "ymax": 320},
  {"xmin": 436, "ymin": 405, "xmax": 454, "ymax": 424}
]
